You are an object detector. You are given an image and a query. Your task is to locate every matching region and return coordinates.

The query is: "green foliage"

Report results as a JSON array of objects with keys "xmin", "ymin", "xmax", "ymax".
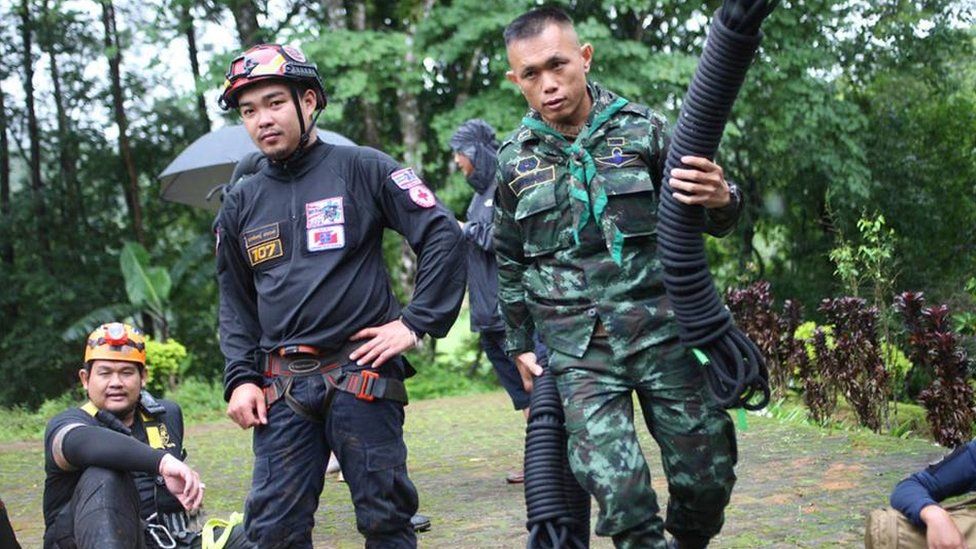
[
  {"xmin": 953, "ymin": 277, "xmax": 976, "ymax": 336},
  {"xmin": 3, "ymin": 0, "xmax": 975, "ymax": 409},
  {"xmin": 794, "ymin": 321, "xmax": 833, "ymax": 362},
  {"xmin": 145, "ymin": 337, "xmax": 189, "ymax": 395}
]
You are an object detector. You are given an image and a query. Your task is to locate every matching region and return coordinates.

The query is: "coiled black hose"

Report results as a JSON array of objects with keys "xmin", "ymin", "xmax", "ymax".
[
  {"xmin": 657, "ymin": 0, "xmax": 778, "ymax": 410},
  {"xmin": 524, "ymin": 370, "xmax": 590, "ymax": 548}
]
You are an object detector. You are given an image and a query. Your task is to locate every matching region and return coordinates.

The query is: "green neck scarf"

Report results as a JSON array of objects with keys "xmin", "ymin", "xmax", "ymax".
[{"xmin": 521, "ymin": 95, "xmax": 629, "ymax": 263}]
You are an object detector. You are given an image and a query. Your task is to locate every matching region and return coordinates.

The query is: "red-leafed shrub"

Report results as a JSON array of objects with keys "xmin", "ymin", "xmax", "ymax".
[
  {"xmin": 894, "ymin": 292, "xmax": 975, "ymax": 447},
  {"xmin": 726, "ymin": 281, "xmax": 806, "ymax": 398},
  {"xmin": 818, "ymin": 297, "xmax": 889, "ymax": 432}
]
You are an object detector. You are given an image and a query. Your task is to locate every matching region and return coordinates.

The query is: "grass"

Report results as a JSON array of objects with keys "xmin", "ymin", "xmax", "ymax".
[{"xmin": 1, "ymin": 390, "xmax": 950, "ymax": 548}]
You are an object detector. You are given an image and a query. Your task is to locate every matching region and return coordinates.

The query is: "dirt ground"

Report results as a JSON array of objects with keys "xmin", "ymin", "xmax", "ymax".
[{"xmin": 0, "ymin": 391, "xmax": 946, "ymax": 547}]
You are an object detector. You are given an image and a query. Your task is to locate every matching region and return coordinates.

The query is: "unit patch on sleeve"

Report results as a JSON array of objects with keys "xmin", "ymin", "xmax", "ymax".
[
  {"xmin": 247, "ymin": 239, "xmax": 283, "ymax": 266},
  {"xmin": 390, "ymin": 168, "xmax": 423, "ymax": 190},
  {"xmin": 408, "ymin": 185, "xmax": 437, "ymax": 208},
  {"xmin": 305, "ymin": 197, "xmax": 344, "ymax": 229},
  {"xmin": 307, "ymin": 226, "xmax": 345, "ymax": 251},
  {"xmin": 509, "ymin": 155, "xmax": 556, "ymax": 197},
  {"xmin": 243, "ymin": 222, "xmax": 280, "ymax": 248}
]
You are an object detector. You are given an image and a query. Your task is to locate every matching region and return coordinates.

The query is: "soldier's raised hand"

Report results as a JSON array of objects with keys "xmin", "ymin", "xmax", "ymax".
[{"xmin": 668, "ymin": 155, "xmax": 731, "ymax": 209}]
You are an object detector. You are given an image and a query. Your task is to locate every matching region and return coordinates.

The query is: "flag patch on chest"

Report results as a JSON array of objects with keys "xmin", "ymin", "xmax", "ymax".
[
  {"xmin": 391, "ymin": 168, "xmax": 423, "ymax": 190},
  {"xmin": 306, "ymin": 197, "xmax": 344, "ymax": 229},
  {"xmin": 307, "ymin": 226, "xmax": 345, "ymax": 251}
]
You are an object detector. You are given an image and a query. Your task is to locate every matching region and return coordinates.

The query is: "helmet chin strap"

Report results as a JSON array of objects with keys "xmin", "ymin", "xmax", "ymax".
[{"xmin": 275, "ymin": 85, "xmax": 323, "ymax": 165}]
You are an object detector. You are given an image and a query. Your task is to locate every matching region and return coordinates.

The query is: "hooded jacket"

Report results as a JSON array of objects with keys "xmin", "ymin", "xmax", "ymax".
[{"xmin": 452, "ymin": 120, "xmax": 505, "ymax": 333}]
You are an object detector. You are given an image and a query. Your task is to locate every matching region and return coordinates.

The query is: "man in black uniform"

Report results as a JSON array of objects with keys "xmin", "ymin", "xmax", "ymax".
[
  {"xmin": 43, "ymin": 322, "xmax": 205, "ymax": 549},
  {"xmin": 215, "ymin": 44, "xmax": 465, "ymax": 548}
]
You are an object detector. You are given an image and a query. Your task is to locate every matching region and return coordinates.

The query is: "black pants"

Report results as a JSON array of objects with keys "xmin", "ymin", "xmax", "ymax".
[
  {"xmin": 246, "ymin": 361, "xmax": 418, "ymax": 548},
  {"xmin": 44, "ymin": 467, "xmax": 144, "ymax": 549}
]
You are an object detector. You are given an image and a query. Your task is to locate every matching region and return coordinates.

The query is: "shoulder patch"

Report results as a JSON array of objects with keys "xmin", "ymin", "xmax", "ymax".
[
  {"xmin": 408, "ymin": 185, "xmax": 437, "ymax": 208},
  {"xmin": 509, "ymin": 155, "xmax": 556, "ymax": 197},
  {"xmin": 390, "ymin": 168, "xmax": 423, "ymax": 190}
]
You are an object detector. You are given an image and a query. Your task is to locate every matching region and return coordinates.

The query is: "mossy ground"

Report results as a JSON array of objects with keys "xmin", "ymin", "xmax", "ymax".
[{"xmin": 0, "ymin": 391, "xmax": 946, "ymax": 547}]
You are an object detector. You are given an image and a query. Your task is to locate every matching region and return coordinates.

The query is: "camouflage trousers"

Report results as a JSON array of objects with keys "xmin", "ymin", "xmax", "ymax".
[{"xmin": 549, "ymin": 336, "xmax": 737, "ymax": 548}]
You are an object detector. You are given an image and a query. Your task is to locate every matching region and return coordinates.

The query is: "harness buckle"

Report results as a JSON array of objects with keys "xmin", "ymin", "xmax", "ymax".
[{"xmin": 356, "ymin": 370, "xmax": 379, "ymax": 402}]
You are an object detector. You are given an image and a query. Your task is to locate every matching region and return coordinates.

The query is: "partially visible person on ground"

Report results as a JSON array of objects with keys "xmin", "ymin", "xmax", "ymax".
[
  {"xmin": 215, "ymin": 44, "xmax": 465, "ymax": 548},
  {"xmin": 889, "ymin": 440, "xmax": 976, "ymax": 549},
  {"xmin": 450, "ymin": 118, "xmax": 549, "ymax": 485},
  {"xmin": 494, "ymin": 7, "xmax": 743, "ymax": 548},
  {"xmin": 0, "ymin": 497, "xmax": 20, "ymax": 549},
  {"xmin": 41, "ymin": 322, "xmax": 231, "ymax": 549}
]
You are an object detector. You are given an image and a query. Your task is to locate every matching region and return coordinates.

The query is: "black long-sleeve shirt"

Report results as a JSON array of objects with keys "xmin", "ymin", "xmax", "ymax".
[{"xmin": 216, "ymin": 141, "xmax": 466, "ymax": 399}]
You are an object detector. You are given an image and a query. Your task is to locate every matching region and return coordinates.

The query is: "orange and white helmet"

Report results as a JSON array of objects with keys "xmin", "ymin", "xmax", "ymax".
[
  {"xmin": 218, "ymin": 44, "xmax": 327, "ymax": 111},
  {"xmin": 84, "ymin": 323, "xmax": 146, "ymax": 366}
]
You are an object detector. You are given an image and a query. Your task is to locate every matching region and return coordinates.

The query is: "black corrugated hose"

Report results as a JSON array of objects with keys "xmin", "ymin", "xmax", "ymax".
[
  {"xmin": 657, "ymin": 0, "xmax": 779, "ymax": 410},
  {"xmin": 524, "ymin": 369, "xmax": 590, "ymax": 548}
]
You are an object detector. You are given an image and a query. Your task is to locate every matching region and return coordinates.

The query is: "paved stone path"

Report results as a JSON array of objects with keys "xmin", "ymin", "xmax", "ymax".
[{"xmin": 0, "ymin": 391, "xmax": 946, "ymax": 547}]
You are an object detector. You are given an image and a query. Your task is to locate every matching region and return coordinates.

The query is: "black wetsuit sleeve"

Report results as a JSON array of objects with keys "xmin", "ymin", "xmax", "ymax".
[
  {"xmin": 61, "ymin": 426, "xmax": 167, "ymax": 473},
  {"xmin": 364, "ymin": 158, "xmax": 466, "ymax": 338},
  {"xmin": 215, "ymin": 193, "xmax": 265, "ymax": 400}
]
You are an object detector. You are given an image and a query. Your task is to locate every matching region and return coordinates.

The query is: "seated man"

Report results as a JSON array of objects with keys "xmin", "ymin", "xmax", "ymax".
[
  {"xmin": 890, "ymin": 440, "xmax": 976, "ymax": 549},
  {"xmin": 43, "ymin": 322, "xmax": 238, "ymax": 549}
]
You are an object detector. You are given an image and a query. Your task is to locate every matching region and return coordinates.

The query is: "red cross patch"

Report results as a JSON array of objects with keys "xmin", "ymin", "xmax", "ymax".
[{"xmin": 408, "ymin": 185, "xmax": 436, "ymax": 208}]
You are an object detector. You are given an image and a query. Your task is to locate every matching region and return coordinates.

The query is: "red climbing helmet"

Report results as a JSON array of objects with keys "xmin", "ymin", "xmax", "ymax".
[{"xmin": 218, "ymin": 44, "xmax": 327, "ymax": 111}]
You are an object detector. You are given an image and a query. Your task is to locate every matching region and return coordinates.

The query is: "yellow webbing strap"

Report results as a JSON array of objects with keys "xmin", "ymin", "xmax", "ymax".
[
  {"xmin": 81, "ymin": 401, "xmax": 99, "ymax": 417},
  {"xmin": 141, "ymin": 411, "xmax": 164, "ymax": 449},
  {"xmin": 202, "ymin": 512, "xmax": 244, "ymax": 549}
]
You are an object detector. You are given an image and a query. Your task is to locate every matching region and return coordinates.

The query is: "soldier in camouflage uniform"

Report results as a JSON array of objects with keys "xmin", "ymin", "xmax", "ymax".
[{"xmin": 495, "ymin": 8, "xmax": 744, "ymax": 549}]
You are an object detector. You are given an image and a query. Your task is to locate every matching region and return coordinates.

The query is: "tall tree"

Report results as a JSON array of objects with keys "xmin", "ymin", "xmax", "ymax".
[
  {"xmin": 226, "ymin": 0, "xmax": 265, "ymax": 46},
  {"xmin": 348, "ymin": 0, "xmax": 381, "ymax": 147},
  {"xmin": 178, "ymin": 0, "xmax": 210, "ymax": 135},
  {"xmin": 17, "ymin": 0, "xmax": 52, "ymax": 265},
  {"xmin": 101, "ymin": 0, "xmax": 145, "ymax": 244},
  {"xmin": 0, "ymin": 85, "xmax": 12, "ymax": 273},
  {"xmin": 39, "ymin": 0, "xmax": 80, "ymax": 229}
]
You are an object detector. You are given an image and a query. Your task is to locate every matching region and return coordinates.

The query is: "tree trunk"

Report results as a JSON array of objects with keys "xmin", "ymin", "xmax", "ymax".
[
  {"xmin": 48, "ymin": 47, "xmax": 80, "ymax": 228},
  {"xmin": 101, "ymin": 0, "xmax": 144, "ymax": 244},
  {"xmin": 394, "ymin": 1, "xmax": 435, "ymax": 298},
  {"xmin": 348, "ymin": 1, "xmax": 381, "ymax": 147},
  {"xmin": 321, "ymin": 0, "xmax": 343, "ymax": 29},
  {"xmin": 18, "ymin": 0, "xmax": 52, "ymax": 266},
  {"xmin": 227, "ymin": 0, "xmax": 265, "ymax": 46},
  {"xmin": 453, "ymin": 47, "xmax": 482, "ymax": 108},
  {"xmin": 0, "ymin": 87, "xmax": 13, "ymax": 270},
  {"xmin": 180, "ymin": 2, "xmax": 210, "ymax": 136},
  {"xmin": 0, "ymin": 86, "xmax": 16, "ymax": 321}
]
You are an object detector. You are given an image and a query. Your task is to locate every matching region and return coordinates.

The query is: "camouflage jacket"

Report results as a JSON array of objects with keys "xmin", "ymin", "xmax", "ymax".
[{"xmin": 494, "ymin": 83, "xmax": 741, "ymax": 359}]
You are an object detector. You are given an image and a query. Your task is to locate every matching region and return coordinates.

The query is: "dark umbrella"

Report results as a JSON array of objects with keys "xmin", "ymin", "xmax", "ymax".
[{"xmin": 158, "ymin": 124, "xmax": 355, "ymax": 211}]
